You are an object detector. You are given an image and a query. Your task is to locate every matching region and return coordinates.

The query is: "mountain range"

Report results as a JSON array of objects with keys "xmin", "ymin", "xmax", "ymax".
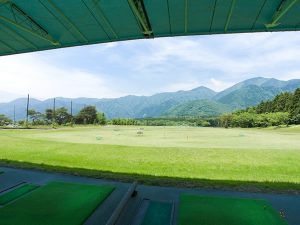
[{"xmin": 0, "ymin": 77, "xmax": 299, "ymax": 120}]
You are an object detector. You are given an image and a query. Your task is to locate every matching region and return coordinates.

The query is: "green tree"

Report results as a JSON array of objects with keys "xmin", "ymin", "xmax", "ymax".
[
  {"xmin": 266, "ymin": 112, "xmax": 290, "ymax": 126},
  {"xmin": 0, "ymin": 114, "xmax": 12, "ymax": 126},
  {"xmin": 248, "ymin": 88, "xmax": 300, "ymax": 125},
  {"xmin": 97, "ymin": 112, "xmax": 106, "ymax": 125},
  {"xmin": 55, "ymin": 107, "xmax": 71, "ymax": 125},
  {"xmin": 231, "ymin": 112, "xmax": 255, "ymax": 128},
  {"xmin": 75, "ymin": 106, "xmax": 98, "ymax": 124},
  {"xmin": 219, "ymin": 114, "xmax": 233, "ymax": 128},
  {"xmin": 45, "ymin": 109, "xmax": 53, "ymax": 124},
  {"xmin": 273, "ymin": 92, "xmax": 293, "ymax": 112},
  {"xmin": 290, "ymin": 88, "xmax": 300, "ymax": 123},
  {"xmin": 28, "ymin": 109, "xmax": 44, "ymax": 124}
]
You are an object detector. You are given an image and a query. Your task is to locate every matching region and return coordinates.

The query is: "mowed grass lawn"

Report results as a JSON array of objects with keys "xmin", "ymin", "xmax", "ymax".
[{"xmin": 0, "ymin": 125, "xmax": 299, "ymax": 191}]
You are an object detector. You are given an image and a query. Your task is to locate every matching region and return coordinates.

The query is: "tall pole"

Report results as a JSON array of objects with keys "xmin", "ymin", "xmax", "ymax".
[
  {"xmin": 70, "ymin": 100, "xmax": 73, "ymax": 117},
  {"xmin": 26, "ymin": 94, "xmax": 29, "ymax": 127},
  {"xmin": 13, "ymin": 104, "xmax": 16, "ymax": 125},
  {"xmin": 52, "ymin": 98, "xmax": 56, "ymax": 127},
  {"xmin": 70, "ymin": 100, "xmax": 73, "ymax": 126}
]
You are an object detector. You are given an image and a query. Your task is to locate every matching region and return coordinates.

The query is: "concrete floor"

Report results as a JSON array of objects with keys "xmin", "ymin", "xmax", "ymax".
[{"xmin": 0, "ymin": 166, "xmax": 299, "ymax": 225}]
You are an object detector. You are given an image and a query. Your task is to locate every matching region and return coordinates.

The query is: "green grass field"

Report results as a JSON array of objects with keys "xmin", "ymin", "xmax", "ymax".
[{"xmin": 0, "ymin": 125, "xmax": 299, "ymax": 191}]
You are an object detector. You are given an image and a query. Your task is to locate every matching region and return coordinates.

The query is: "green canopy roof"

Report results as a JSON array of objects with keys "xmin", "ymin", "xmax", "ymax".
[{"xmin": 0, "ymin": 0, "xmax": 299, "ymax": 56}]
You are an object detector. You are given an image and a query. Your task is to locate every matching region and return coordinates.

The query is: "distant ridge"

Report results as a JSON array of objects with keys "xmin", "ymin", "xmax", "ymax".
[
  {"xmin": 0, "ymin": 77, "xmax": 299, "ymax": 120},
  {"xmin": 213, "ymin": 77, "xmax": 300, "ymax": 109}
]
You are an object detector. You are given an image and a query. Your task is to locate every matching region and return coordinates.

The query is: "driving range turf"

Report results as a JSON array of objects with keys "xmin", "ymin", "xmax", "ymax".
[
  {"xmin": 141, "ymin": 201, "xmax": 173, "ymax": 225},
  {"xmin": 0, "ymin": 179, "xmax": 288, "ymax": 225},
  {"xmin": 0, "ymin": 182, "xmax": 114, "ymax": 225},
  {"xmin": 0, "ymin": 184, "xmax": 39, "ymax": 205},
  {"xmin": 178, "ymin": 195, "xmax": 288, "ymax": 225},
  {"xmin": 0, "ymin": 125, "xmax": 299, "ymax": 191}
]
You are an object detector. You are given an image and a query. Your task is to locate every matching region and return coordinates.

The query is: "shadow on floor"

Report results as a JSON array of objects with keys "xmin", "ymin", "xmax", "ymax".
[{"xmin": 0, "ymin": 159, "xmax": 299, "ymax": 195}]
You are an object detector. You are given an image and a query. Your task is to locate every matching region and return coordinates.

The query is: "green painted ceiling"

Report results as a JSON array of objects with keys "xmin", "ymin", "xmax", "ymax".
[{"xmin": 0, "ymin": 0, "xmax": 299, "ymax": 56}]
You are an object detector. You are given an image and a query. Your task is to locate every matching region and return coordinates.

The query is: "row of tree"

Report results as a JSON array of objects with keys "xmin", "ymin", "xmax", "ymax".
[
  {"xmin": 219, "ymin": 112, "xmax": 290, "ymax": 128},
  {"xmin": 24, "ymin": 106, "xmax": 106, "ymax": 126},
  {"xmin": 255, "ymin": 88, "xmax": 300, "ymax": 124},
  {"xmin": 110, "ymin": 117, "xmax": 213, "ymax": 127},
  {"xmin": 219, "ymin": 88, "xmax": 300, "ymax": 128}
]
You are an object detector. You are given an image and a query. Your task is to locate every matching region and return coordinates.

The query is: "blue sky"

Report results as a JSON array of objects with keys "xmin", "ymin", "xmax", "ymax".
[{"xmin": 0, "ymin": 31, "xmax": 300, "ymax": 102}]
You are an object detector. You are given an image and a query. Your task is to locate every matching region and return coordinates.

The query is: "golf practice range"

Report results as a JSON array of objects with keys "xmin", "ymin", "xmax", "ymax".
[
  {"xmin": 1, "ymin": 0, "xmax": 300, "ymax": 224},
  {"xmin": 0, "ymin": 126, "xmax": 299, "ymax": 224}
]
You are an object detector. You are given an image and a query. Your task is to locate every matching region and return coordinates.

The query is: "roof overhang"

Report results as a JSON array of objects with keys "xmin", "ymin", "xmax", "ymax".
[{"xmin": 0, "ymin": 0, "xmax": 300, "ymax": 56}]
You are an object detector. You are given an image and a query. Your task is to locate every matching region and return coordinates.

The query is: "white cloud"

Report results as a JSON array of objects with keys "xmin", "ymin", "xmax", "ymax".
[
  {"xmin": 90, "ymin": 42, "xmax": 118, "ymax": 53},
  {"xmin": 1, "ymin": 31, "xmax": 300, "ymax": 102},
  {"xmin": 0, "ymin": 90, "xmax": 23, "ymax": 103},
  {"xmin": 208, "ymin": 78, "xmax": 234, "ymax": 91},
  {"xmin": 113, "ymin": 32, "xmax": 300, "ymax": 81},
  {"xmin": 0, "ymin": 54, "xmax": 125, "ymax": 100},
  {"xmin": 279, "ymin": 70, "xmax": 300, "ymax": 80},
  {"xmin": 163, "ymin": 81, "xmax": 202, "ymax": 92}
]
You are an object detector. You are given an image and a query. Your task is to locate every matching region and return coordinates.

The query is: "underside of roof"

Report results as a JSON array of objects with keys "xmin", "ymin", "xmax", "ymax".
[{"xmin": 0, "ymin": 0, "xmax": 300, "ymax": 56}]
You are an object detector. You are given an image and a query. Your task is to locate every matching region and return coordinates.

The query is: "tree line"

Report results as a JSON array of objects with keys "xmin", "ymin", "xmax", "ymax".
[
  {"xmin": 0, "ymin": 105, "xmax": 106, "ymax": 127},
  {"xmin": 219, "ymin": 88, "xmax": 300, "ymax": 128},
  {"xmin": 110, "ymin": 117, "xmax": 213, "ymax": 127}
]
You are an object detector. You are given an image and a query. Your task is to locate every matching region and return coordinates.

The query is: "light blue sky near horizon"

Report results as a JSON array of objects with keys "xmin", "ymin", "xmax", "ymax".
[{"xmin": 0, "ymin": 31, "xmax": 300, "ymax": 102}]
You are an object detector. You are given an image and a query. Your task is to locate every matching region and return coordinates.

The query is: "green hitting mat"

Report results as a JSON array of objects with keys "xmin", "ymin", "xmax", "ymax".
[
  {"xmin": 178, "ymin": 194, "xmax": 288, "ymax": 225},
  {"xmin": 0, "ymin": 181, "xmax": 115, "ymax": 225},
  {"xmin": 0, "ymin": 184, "xmax": 39, "ymax": 205},
  {"xmin": 141, "ymin": 201, "xmax": 173, "ymax": 225}
]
